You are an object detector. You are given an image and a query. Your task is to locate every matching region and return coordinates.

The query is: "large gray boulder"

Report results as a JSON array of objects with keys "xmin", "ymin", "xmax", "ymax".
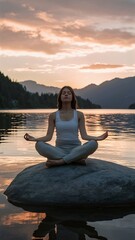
[{"xmin": 4, "ymin": 159, "xmax": 135, "ymax": 208}]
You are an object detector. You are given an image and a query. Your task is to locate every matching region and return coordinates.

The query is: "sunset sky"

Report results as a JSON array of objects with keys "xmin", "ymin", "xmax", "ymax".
[{"xmin": 0, "ymin": 0, "xmax": 135, "ymax": 88}]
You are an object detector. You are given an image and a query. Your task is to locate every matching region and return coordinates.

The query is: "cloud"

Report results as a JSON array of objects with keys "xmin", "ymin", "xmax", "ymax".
[
  {"xmin": 13, "ymin": 63, "xmax": 79, "ymax": 74},
  {"xmin": 80, "ymin": 63, "xmax": 135, "ymax": 74},
  {"xmin": 56, "ymin": 23, "xmax": 135, "ymax": 47},
  {"xmin": 16, "ymin": 0, "xmax": 135, "ymax": 18},
  {"xmin": 1, "ymin": 17, "xmax": 135, "ymax": 59},
  {"xmin": 49, "ymin": 0, "xmax": 135, "ymax": 17},
  {"xmin": 0, "ymin": 0, "xmax": 135, "ymax": 60},
  {"xmin": 0, "ymin": 25, "xmax": 63, "ymax": 54},
  {"xmin": 81, "ymin": 63, "xmax": 124, "ymax": 70},
  {"xmin": 0, "ymin": 0, "xmax": 135, "ymax": 86}
]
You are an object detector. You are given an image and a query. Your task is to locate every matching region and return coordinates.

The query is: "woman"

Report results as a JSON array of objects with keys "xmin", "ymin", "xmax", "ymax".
[{"xmin": 24, "ymin": 86, "xmax": 108, "ymax": 167}]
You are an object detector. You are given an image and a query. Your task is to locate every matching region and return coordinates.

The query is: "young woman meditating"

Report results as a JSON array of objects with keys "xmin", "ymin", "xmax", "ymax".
[{"xmin": 24, "ymin": 86, "xmax": 108, "ymax": 167}]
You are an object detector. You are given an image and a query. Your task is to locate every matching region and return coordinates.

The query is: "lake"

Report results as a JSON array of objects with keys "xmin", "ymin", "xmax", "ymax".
[{"xmin": 0, "ymin": 109, "xmax": 135, "ymax": 240}]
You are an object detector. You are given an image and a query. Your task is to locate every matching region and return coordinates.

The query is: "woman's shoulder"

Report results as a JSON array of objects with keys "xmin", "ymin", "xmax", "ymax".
[
  {"xmin": 49, "ymin": 111, "xmax": 57, "ymax": 119},
  {"xmin": 76, "ymin": 110, "xmax": 84, "ymax": 119}
]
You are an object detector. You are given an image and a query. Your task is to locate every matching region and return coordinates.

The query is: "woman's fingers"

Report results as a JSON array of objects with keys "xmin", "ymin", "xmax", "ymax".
[
  {"xmin": 99, "ymin": 131, "xmax": 108, "ymax": 140},
  {"xmin": 104, "ymin": 131, "xmax": 108, "ymax": 139},
  {"xmin": 24, "ymin": 133, "xmax": 35, "ymax": 141},
  {"xmin": 24, "ymin": 133, "xmax": 30, "ymax": 140},
  {"xmin": 106, "ymin": 131, "xmax": 108, "ymax": 137},
  {"xmin": 24, "ymin": 133, "xmax": 28, "ymax": 140}
]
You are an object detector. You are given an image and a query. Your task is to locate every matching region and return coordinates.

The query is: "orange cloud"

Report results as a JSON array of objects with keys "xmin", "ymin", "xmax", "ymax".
[
  {"xmin": 0, "ymin": 0, "xmax": 135, "ymax": 57},
  {"xmin": 0, "ymin": 25, "xmax": 63, "ymax": 54},
  {"xmin": 0, "ymin": 21, "xmax": 135, "ymax": 59},
  {"xmin": 81, "ymin": 63, "xmax": 124, "ymax": 70}
]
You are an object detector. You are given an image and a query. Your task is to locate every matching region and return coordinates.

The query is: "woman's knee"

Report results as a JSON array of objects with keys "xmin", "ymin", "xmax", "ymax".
[
  {"xmin": 90, "ymin": 140, "xmax": 98, "ymax": 150},
  {"xmin": 85, "ymin": 140, "xmax": 98, "ymax": 153},
  {"xmin": 35, "ymin": 141, "xmax": 45, "ymax": 152},
  {"xmin": 35, "ymin": 141, "xmax": 40, "ymax": 151}
]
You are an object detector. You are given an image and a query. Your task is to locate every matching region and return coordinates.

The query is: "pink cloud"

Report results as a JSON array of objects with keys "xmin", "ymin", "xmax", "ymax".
[{"xmin": 81, "ymin": 63, "xmax": 124, "ymax": 70}]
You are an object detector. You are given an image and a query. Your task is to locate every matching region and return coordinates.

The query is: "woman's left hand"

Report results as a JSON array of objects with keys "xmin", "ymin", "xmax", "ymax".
[{"xmin": 97, "ymin": 131, "xmax": 108, "ymax": 141}]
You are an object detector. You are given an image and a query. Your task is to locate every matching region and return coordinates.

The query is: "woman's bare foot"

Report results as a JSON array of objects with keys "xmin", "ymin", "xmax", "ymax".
[
  {"xmin": 76, "ymin": 159, "xmax": 86, "ymax": 165},
  {"xmin": 46, "ymin": 159, "xmax": 65, "ymax": 168},
  {"xmin": 78, "ymin": 159, "xmax": 86, "ymax": 165},
  {"xmin": 73, "ymin": 159, "xmax": 86, "ymax": 165}
]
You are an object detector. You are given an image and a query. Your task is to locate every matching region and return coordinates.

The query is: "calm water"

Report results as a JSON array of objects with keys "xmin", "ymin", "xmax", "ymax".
[{"xmin": 0, "ymin": 109, "xmax": 135, "ymax": 240}]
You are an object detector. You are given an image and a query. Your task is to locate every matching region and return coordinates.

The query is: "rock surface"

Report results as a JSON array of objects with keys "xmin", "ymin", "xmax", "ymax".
[{"xmin": 4, "ymin": 158, "xmax": 135, "ymax": 208}]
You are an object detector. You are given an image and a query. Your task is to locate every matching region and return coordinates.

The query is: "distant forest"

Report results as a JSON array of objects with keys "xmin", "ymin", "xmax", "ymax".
[
  {"xmin": 129, "ymin": 103, "xmax": 135, "ymax": 109},
  {"xmin": 0, "ymin": 72, "xmax": 101, "ymax": 109}
]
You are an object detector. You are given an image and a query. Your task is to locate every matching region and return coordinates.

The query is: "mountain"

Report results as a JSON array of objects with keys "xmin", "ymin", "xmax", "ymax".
[
  {"xmin": 75, "ymin": 76, "xmax": 135, "ymax": 108},
  {"xmin": 20, "ymin": 80, "xmax": 60, "ymax": 94},
  {"xmin": 0, "ymin": 72, "xmax": 100, "ymax": 109},
  {"xmin": 0, "ymin": 72, "xmax": 58, "ymax": 109},
  {"xmin": 20, "ymin": 76, "xmax": 135, "ymax": 108}
]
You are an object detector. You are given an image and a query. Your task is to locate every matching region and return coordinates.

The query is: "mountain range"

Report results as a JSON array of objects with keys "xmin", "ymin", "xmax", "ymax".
[{"xmin": 20, "ymin": 76, "xmax": 135, "ymax": 108}]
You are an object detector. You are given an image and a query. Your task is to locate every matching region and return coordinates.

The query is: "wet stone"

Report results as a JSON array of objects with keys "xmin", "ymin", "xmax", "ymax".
[{"xmin": 4, "ymin": 158, "xmax": 135, "ymax": 208}]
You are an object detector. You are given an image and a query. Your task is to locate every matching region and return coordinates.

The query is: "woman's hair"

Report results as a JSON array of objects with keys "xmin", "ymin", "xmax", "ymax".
[{"xmin": 57, "ymin": 86, "xmax": 77, "ymax": 110}]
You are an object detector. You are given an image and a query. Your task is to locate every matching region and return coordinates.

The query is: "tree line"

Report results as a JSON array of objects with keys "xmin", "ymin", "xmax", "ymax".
[
  {"xmin": 0, "ymin": 72, "xmax": 101, "ymax": 109},
  {"xmin": 129, "ymin": 103, "xmax": 135, "ymax": 109}
]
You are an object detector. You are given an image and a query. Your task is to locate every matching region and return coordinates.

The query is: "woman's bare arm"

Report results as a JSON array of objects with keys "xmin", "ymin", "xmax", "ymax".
[
  {"xmin": 78, "ymin": 111, "xmax": 108, "ymax": 141},
  {"xmin": 24, "ymin": 112, "xmax": 55, "ymax": 142}
]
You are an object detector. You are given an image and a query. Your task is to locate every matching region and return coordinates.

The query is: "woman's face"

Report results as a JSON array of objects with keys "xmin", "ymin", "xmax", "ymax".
[{"xmin": 61, "ymin": 87, "xmax": 73, "ymax": 103}]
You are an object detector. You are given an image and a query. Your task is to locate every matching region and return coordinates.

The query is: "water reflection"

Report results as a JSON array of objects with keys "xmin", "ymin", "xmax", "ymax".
[
  {"xmin": 10, "ymin": 204, "xmax": 135, "ymax": 240},
  {"xmin": 1, "ymin": 111, "xmax": 135, "ymax": 143},
  {"xmin": 0, "ymin": 112, "xmax": 49, "ymax": 144},
  {"xmin": 0, "ymin": 113, "xmax": 26, "ymax": 143},
  {"xmin": 32, "ymin": 216, "xmax": 107, "ymax": 240},
  {"xmin": 0, "ymin": 110, "xmax": 135, "ymax": 168},
  {"xmin": 86, "ymin": 113, "xmax": 135, "ymax": 135}
]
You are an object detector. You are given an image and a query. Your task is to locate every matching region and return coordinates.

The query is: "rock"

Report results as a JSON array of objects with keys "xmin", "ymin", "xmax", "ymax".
[{"xmin": 4, "ymin": 158, "xmax": 135, "ymax": 208}]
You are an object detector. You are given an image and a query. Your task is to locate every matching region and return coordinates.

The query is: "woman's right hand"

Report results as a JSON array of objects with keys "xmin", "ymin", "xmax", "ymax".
[
  {"xmin": 24, "ymin": 133, "xmax": 36, "ymax": 141},
  {"xmin": 97, "ymin": 131, "xmax": 108, "ymax": 141}
]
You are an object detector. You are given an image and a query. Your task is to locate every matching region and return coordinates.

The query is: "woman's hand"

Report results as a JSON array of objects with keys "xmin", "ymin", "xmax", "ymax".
[
  {"xmin": 97, "ymin": 131, "xmax": 108, "ymax": 141},
  {"xmin": 24, "ymin": 133, "xmax": 36, "ymax": 141}
]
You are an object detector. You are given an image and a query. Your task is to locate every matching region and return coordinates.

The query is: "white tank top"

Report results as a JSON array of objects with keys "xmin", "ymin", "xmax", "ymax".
[{"xmin": 55, "ymin": 110, "xmax": 79, "ymax": 141}]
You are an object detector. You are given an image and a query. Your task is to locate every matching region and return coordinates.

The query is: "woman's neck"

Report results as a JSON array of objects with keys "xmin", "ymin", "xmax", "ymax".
[
  {"xmin": 60, "ymin": 108, "xmax": 73, "ymax": 112},
  {"xmin": 60, "ymin": 103, "xmax": 73, "ymax": 111}
]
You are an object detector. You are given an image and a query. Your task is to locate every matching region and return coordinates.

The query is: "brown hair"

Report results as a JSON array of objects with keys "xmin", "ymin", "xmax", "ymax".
[{"xmin": 57, "ymin": 86, "xmax": 77, "ymax": 110}]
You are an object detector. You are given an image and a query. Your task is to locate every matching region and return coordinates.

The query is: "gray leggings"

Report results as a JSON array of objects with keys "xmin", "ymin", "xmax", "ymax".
[{"xmin": 35, "ymin": 140, "xmax": 98, "ymax": 164}]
